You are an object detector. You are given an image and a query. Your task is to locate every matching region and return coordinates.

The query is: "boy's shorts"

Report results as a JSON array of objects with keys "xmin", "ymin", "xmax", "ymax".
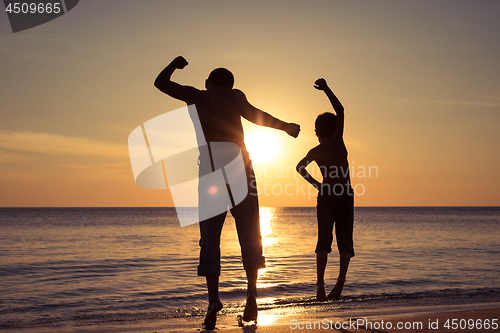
[{"xmin": 316, "ymin": 186, "xmax": 355, "ymax": 257}]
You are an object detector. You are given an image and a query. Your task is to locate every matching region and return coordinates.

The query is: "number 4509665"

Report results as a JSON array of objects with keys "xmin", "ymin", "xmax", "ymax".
[
  {"xmin": 5, "ymin": 2, "xmax": 61, "ymax": 14},
  {"xmin": 444, "ymin": 318, "xmax": 498, "ymax": 330}
]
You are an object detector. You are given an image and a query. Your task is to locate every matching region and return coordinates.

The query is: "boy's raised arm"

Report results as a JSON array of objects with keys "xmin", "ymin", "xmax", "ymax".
[
  {"xmin": 230, "ymin": 89, "xmax": 300, "ymax": 138},
  {"xmin": 314, "ymin": 78, "xmax": 344, "ymax": 138},
  {"xmin": 154, "ymin": 56, "xmax": 198, "ymax": 103}
]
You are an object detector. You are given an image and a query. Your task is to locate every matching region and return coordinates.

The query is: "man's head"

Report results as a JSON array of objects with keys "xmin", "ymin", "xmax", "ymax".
[
  {"xmin": 315, "ymin": 112, "xmax": 336, "ymax": 138},
  {"xmin": 206, "ymin": 68, "xmax": 234, "ymax": 90}
]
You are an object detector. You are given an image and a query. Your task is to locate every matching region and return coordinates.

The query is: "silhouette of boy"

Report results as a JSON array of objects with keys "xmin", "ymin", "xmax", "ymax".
[
  {"xmin": 154, "ymin": 56, "xmax": 300, "ymax": 328},
  {"xmin": 296, "ymin": 78, "xmax": 354, "ymax": 301}
]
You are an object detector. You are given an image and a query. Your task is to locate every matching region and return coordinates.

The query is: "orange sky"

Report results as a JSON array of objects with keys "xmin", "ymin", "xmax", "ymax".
[{"xmin": 1, "ymin": 1, "xmax": 499, "ymax": 207}]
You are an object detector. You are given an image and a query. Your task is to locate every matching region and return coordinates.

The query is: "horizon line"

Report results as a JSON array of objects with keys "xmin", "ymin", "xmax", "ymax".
[{"xmin": 1, "ymin": 206, "xmax": 499, "ymax": 209}]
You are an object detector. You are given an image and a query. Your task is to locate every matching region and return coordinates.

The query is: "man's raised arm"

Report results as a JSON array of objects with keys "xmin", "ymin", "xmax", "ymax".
[
  {"xmin": 229, "ymin": 89, "xmax": 300, "ymax": 138},
  {"xmin": 154, "ymin": 56, "xmax": 198, "ymax": 103}
]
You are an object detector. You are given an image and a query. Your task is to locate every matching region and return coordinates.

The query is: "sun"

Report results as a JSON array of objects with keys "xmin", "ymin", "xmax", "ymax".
[{"xmin": 244, "ymin": 130, "xmax": 280, "ymax": 163}]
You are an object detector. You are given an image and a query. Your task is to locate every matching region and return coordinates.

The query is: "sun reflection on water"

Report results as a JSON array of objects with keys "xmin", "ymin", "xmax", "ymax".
[
  {"xmin": 255, "ymin": 312, "xmax": 278, "ymax": 326},
  {"xmin": 257, "ymin": 207, "xmax": 278, "ymax": 289},
  {"xmin": 259, "ymin": 207, "xmax": 276, "ymax": 248},
  {"xmin": 255, "ymin": 297, "xmax": 280, "ymax": 326}
]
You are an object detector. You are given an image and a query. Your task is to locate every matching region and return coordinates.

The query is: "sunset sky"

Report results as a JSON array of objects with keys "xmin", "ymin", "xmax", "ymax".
[{"xmin": 1, "ymin": 0, "xmax": 499, "ymax": 207}]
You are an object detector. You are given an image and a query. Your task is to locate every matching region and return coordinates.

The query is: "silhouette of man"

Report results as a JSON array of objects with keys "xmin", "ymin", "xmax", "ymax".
[{"xmin": 154, "ymin": 56, "xmax": 300, "ymax": 329}]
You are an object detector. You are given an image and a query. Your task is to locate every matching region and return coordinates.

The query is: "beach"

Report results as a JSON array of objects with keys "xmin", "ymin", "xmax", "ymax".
[
  {"xmin": 219, "ymin": 307, "xmax": 500, "ymax": 333},
  {"xmin": 220, "ymin": 306, "xmax": 500, "ymax": 333},
  {"xmin": 5, "ymin": 304, "xmax": 499, "ymax": 332},
  {"xmin": 1, "ymin": 207, "xmax": 499, "ymax": 332}
]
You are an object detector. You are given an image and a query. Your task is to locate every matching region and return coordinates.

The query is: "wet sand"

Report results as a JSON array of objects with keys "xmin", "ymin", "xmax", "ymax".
[
  {"xmin": 6, "ymin": 304, "xmax": 498, "ymax": 333},
  {"xmin": 219, "ymin": 308, "xmax": 500, "ymax": 333}
]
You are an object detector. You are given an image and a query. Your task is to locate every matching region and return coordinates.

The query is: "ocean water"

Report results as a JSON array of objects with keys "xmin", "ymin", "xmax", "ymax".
[{"xmin": 0, "ymin": 207, "xmax": 499, "ymax": 329}]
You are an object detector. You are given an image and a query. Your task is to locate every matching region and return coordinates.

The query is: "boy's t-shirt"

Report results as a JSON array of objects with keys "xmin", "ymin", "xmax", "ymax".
[{"xmin": 308, "ymin": 136, "xmax": 350, "ymax": 187}]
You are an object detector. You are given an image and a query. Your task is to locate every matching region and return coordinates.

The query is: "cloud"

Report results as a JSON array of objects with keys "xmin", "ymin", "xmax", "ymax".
[
  {"xmin": 374, "ymin": 97, "xmax": 500, "ymax": 109},
  {"xmin": 424, "ymin": 99, "xmax": 500, "ymax": 107},
  {"xmin": 0, "ymin": 131, "xmax": 128, "ymax": 159}
]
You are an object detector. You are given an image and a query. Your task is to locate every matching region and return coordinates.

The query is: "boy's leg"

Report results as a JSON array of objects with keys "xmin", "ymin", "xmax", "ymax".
[
  {"xmin": 327, "ymin": 193, "xmax": 354, "ymax": 300},
  {"xmin": 327, "ymin": 252, "xmax": 351, "ymax": 300},
  {"xmin": 339, "ymin": 251, "xmax": 351, "ymax": 281},
  {"xmin": 316, "ymin": 194, "xmax": 334, "ymax": 301},
  {"xmin": 316, "ymin": 249, "xmax": 328, "ymax": 301}
]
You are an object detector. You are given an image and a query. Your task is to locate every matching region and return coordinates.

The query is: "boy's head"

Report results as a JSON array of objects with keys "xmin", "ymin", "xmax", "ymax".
[
  {"xmin": 315, "ymin": 112, "xmax": 336, "ymax": 138},
  {"xmin": 206, "ymin": 68, "xmax": 234, "ymax": 90}
]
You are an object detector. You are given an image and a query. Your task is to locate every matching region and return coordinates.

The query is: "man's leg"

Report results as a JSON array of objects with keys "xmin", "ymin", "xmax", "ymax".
[
  {"xmin": 198, "ymin": 212, "xmax": 226, "ymax": 329},
  {"xmin": 231, "ymin": 166, "xmax": 265, "ymax": 322},
  {"xmin": 242, "ymin": 268, "xmax": 258, "ymax": 321},
  {"xmin": 233, "ymin": 198, "xmax": 264, "ymax": 322},
  {"xmin": 204, "ymin": 275, "xmax": 223, "ymax": 329}
]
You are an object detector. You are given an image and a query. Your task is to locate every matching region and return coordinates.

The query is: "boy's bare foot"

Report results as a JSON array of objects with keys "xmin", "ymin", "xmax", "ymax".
[
  {"xmin": 242, "ymin": 294, "xmax": 257, "ymax": 322},
  {"xmin": 202, "ymin": 300, "xmax": 223, "ymax": 330},
  {"xmin": 327, "ymin": 278, "xmax": 345, "ymax": 301},
  {"xmin": 316, "ymin": 283, "xmax": 327, "ymax": 301}
]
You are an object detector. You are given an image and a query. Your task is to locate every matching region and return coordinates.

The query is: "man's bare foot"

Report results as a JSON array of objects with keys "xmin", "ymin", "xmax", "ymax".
[
  {"xmin": 203, "ymin": 300, "xmax": 223, "ymax": 330},
  {"xmin": 242, "ymin": 294, "xmax": 257, "ymax": 322},
  {"xmin": 316, "ymin": 283, "xmax": 327, "ymax": 301},
  {"xmin": 327, "ymin": 278, "xmax": 345, "ymax": 301}
]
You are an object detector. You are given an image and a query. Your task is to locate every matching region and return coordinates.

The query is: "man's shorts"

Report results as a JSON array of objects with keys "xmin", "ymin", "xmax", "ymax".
[
  {"xmin": 315, "ymin": 185, "xmax": 354, "ymax": 257},
  {"xmin": 197, "ymin": 149, "xmax": 265, "ymax": 276}
]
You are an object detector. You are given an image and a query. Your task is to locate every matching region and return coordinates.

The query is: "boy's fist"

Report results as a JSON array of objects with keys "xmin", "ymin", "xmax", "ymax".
[{"xmin": 314, "ymin": 78, "xmax": 328, "ymax": 91}]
